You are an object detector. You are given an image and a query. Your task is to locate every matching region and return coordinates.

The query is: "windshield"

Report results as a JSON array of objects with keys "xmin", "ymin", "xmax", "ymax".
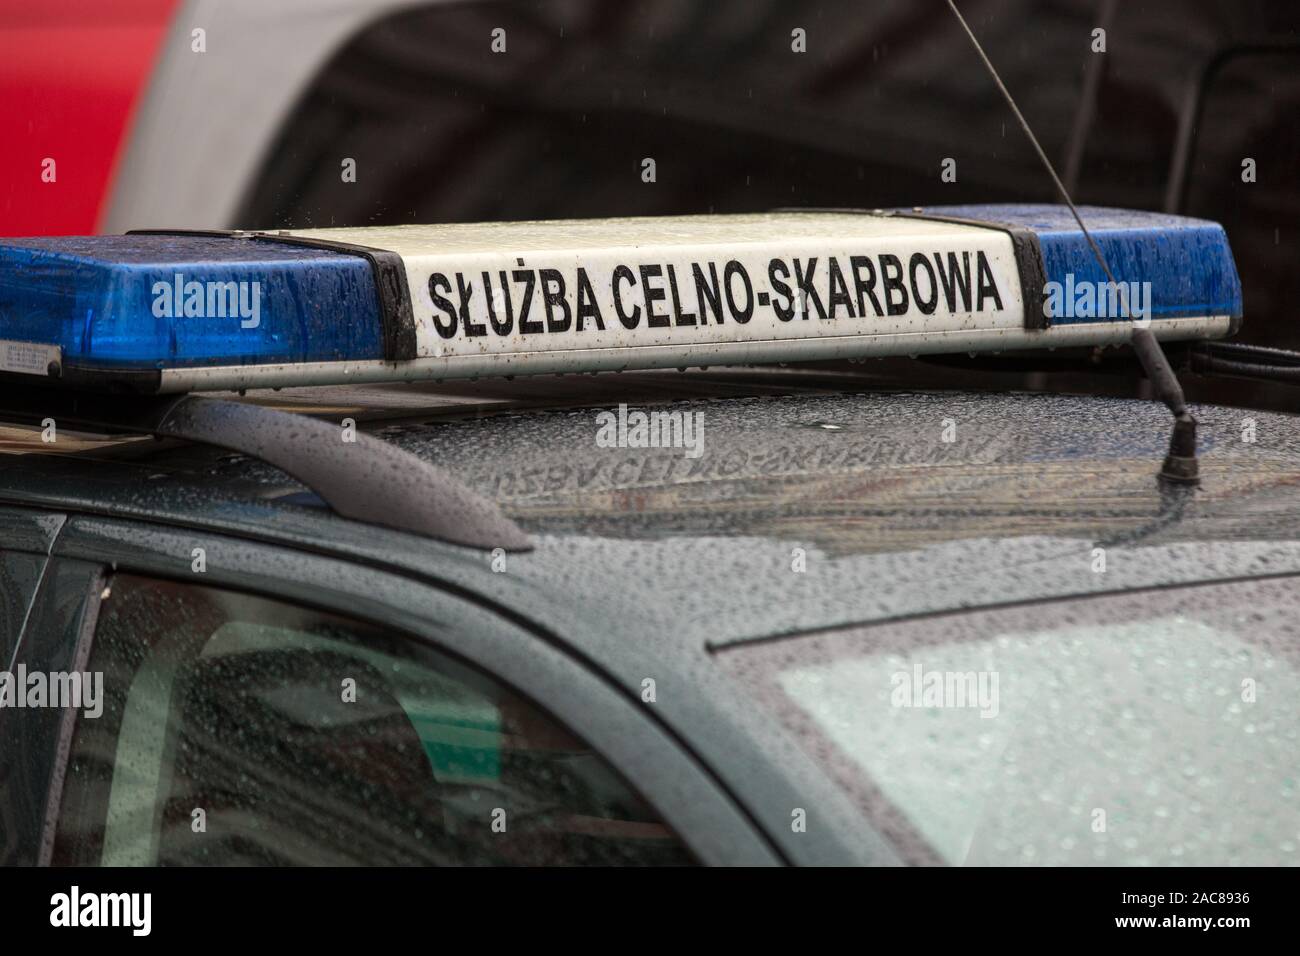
[{"xmin": 719, "ymin": 575, "xmax": 1300, "ymax": 865}]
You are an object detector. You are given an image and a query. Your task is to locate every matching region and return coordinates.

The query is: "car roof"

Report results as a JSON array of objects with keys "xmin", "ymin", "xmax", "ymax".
[{"xmin": 5, "ymin": 370, "xmax": 1300, "ymax": 657}]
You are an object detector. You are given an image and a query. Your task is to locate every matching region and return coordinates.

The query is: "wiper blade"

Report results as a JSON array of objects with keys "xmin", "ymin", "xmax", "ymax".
[{"xmin": 1191, "ymin": 341, "xmax": 1300, "ymax": 385}]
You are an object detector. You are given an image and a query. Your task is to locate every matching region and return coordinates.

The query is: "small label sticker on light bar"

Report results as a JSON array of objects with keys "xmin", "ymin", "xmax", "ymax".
[
  {"xmin": 0, "ymin": 339, "xmax": 60, "ymax": 377},
  {"xmin": 0, "ymin": 206, "xmax": 1243, "ymax": 393}
]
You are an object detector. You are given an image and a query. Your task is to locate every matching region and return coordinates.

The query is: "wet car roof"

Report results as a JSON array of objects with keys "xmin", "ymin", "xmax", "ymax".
[
  {"xmin": 5, "ymin": 373, "xmax": 1300, "ymax": 654},
  {"xmin": 392, "ymin": 388, "xmax": 1300, "ymax": 549}
]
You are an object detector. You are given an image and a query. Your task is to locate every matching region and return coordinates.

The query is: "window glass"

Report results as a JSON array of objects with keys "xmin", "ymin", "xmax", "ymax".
[
  {"xmin": 53, "ymin": 575, "xmax": 693, "ymax": 866},
  {"xmin": 721, "ymin": 577, "xmax": 1300, "ymax": 866}
]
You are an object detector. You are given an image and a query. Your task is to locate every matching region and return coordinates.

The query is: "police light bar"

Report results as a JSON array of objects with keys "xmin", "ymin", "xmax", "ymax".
[{"xmin": 0, "ymin": 205, "xmax": 1242, "ymax": 394}]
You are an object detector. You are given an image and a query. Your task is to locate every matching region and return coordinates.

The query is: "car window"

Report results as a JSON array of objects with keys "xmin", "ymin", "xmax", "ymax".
[
  {"xmin": 719, "ymin": 576, "xmax": 1300, "ymax": 866},
  {"xmin": 52, "ymin": 574, "xmax": 694, "ymax": 866}
]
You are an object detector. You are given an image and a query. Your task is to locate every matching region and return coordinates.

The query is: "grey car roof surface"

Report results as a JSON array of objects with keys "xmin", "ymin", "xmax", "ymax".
[{"xmin": 6, "ymin": 376, "xmax": 1300, "ymax": 665}]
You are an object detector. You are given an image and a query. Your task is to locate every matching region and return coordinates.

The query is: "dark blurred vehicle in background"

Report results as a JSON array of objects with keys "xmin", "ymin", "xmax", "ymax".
[{"xmin": 2, "ymin": 0, "xmax": 1296, "ymax": 359}]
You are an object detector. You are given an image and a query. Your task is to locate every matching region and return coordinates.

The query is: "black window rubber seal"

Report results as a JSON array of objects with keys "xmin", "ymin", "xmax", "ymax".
[
  {"xmin": 774, "ymin": 208, "xmax": 1051, "ymax": 330},
  {"xmin": 126, "ymin": 229, "xmax": 420, "ymax": 360}
]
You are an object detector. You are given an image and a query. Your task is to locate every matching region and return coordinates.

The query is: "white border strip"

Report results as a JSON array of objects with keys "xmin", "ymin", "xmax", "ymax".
[{"xmin": 157, "ymin": 315, "xmax": 1232, "ymax": 393}]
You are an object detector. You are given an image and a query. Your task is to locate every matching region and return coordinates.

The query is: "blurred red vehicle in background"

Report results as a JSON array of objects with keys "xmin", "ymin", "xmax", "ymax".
[{"xmin": 0, "ymin": 0, "xmax": 177, "ymax": 236}]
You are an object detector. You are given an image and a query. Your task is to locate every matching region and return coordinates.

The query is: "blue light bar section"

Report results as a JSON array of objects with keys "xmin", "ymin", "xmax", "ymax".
[
  {"xmin": 924, "ymin": 204, "xmax": 1244, "ymax": 324},
  {"xmin": 0, "ymin": 235, "xmax": 384, "ymax": 368}
]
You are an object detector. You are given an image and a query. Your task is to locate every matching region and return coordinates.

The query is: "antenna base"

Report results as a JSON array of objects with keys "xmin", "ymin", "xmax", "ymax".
[{"xmin": 1159, "ymin": 413, "xmax": 1199, "ymax": 485}]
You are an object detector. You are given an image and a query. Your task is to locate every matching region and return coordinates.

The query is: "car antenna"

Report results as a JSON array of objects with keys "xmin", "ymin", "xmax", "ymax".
[{"xmin": 945, "ymin": 0, "xmax": 1198, "ymax": 486}]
